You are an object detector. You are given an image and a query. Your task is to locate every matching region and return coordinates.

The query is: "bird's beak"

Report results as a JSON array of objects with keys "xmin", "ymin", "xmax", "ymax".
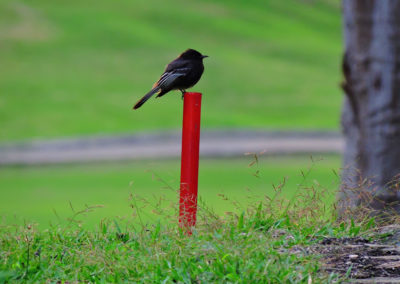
[{"xmin": 202, "ymin": 55, "xmax": 209, "ymax": 59}]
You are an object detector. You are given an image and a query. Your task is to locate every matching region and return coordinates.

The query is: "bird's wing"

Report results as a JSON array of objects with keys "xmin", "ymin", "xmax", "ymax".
[
  {"xmin": 165, "ymin": 58, "xmax": 189, "ymax": 72},
  {"xmin": 155, "ymin": 67, "xmax": 190, "ymax": 89}
]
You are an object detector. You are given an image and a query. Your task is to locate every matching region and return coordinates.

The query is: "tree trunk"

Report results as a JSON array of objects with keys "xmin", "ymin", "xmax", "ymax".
[{"xmin": 339, "ymin": 0, "xmax": 400, "ymax": 216}]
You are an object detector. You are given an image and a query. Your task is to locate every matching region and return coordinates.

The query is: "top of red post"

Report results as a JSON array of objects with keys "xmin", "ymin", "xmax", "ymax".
[{"xmin": 184, "ymin": 92, "xmax": 202, "ymax": 96}]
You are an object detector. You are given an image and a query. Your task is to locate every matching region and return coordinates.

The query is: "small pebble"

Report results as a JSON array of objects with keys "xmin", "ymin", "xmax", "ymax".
[{"xmin": 349, "ymin": 254, "xmax": 358, "ymax": 259}]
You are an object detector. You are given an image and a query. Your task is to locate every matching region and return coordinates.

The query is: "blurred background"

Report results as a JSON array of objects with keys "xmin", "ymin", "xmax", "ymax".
[{"xmin": 0, "ymin": 0, "xmax": 342, "ymax": 228}]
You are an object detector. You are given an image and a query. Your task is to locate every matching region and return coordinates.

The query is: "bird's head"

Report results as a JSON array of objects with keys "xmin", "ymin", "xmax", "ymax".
[{"xmin": 180, "ymin": 49, "xmax": 208, "ymax": 60}]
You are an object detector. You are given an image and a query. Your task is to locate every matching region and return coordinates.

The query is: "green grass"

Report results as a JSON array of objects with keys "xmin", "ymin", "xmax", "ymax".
[
  {"xmin": 1, "ymin": 171, "xmax": 374, "ymax": 283},
  {"xmin": 0, "ymin": 155, "xmax": 341, "ymax": 229},
  {"xmin": 0, "ymin": 0, "xmax": 342, "ymax": 141}
]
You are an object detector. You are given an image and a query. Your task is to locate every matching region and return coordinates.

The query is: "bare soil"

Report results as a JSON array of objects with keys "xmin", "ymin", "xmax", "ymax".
[{"xmin": 312, "ymin": 227, "xmax": 400, "ymax": 283}]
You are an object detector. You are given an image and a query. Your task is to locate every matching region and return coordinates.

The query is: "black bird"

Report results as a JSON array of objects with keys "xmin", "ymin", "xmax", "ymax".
[{"xmin": 133, "ymin": 49, "xmax": 208, "ymax": 109}]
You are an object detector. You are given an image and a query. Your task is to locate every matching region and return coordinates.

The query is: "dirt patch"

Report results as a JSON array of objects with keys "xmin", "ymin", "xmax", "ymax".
[{"xmin": 312, "ymin": 234, "xmax": 400, "ymax": 282}]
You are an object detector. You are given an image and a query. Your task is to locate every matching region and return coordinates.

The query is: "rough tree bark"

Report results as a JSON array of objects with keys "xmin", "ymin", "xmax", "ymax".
[{"xmin": 339, "ymin": 0, "xmax": 400, "ymax": 216}]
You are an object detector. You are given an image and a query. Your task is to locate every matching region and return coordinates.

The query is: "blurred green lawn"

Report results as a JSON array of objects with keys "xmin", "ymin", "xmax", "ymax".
[
  {"xmin": 0, "ymin": 0, "xmax": 342, "ymax": 141},
  {"xmin": 0, "ymin": 155, "xmax": 341, "ymax": 229},
  {"xmin": 0, "ymin": 1, "xmax": 343, "ymax": 230}
]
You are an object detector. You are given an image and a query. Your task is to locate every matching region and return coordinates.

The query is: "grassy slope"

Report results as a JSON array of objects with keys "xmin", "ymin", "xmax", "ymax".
[
  {"xmin": 0, "ymin": 155, "xmax": 340, "ymax": 229},
  {"xmin": 0, "ymin": 0, "xmax": 342, "ymax": 141}
]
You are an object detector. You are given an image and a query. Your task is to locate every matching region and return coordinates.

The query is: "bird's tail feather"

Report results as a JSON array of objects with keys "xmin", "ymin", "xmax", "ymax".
[{"xmin": 133, "ymin": 86, "xmax": 160, "ymax": 109}]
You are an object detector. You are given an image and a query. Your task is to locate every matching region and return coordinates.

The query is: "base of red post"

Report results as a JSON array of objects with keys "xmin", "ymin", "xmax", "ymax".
[{"xmin": 179, "ymin": 92, "xmax": 202, "ymax": 234}]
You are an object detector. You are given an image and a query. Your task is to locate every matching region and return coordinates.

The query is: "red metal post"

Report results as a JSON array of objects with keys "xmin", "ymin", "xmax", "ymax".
[{"xmin": 179, "ymin": 92, "xmax": 202, "ymax": 231}]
